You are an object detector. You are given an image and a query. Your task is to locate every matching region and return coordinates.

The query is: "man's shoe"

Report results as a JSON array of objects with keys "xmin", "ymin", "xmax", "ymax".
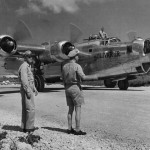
[
  {"xmin": 74, "ymin": 130, "xmax": 86, "ymax": 135},
  {"xmin": 67, "ymin": 128, "xmax": 76, "ymax": 134}
]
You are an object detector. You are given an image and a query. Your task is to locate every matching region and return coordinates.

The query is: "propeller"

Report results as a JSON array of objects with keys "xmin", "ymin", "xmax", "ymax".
[
  {"xmin": 70, "ymin": 23, "xmax": 82, "ymax": 44},
  {"xmin": 0, "ymin": 20, "xmax": 33, "ymax": 55},
  {"xmin": 12, "ymin": 19, "xmax": 33, "ymax": 42}
]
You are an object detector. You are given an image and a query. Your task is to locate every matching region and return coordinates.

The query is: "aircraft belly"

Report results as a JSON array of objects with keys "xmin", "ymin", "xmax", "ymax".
[
  {"xmin": 82, "ymin": 54, "xmax": 140, "ymax": 78},
  {"xmin": 44, "ymin": 62, "xmax": 61, "ymax": 78},
  {"xmin": 122, "ymin": 55, "xmax": 140, "ymax": 73},
  {"xmin": 97, "ymin": 66, "xmax": 126, "ymax": 78}
]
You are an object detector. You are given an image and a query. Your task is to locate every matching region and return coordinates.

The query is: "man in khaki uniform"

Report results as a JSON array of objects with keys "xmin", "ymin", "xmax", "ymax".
[
  {"xmin": 62, "ymin": 48, "xmax": 98, "ymax": 135},
  {"xmin": 18, "ymin": 50, "xmax": 38, "ymax": 133}
]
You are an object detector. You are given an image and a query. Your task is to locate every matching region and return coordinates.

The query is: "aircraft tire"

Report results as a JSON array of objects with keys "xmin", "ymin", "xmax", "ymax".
[
  {"xmin": 104, "ymin": 79, "xmax": 117, "ymax": 88},
  {"xmin": 118, "ymin": 79, "xmax": 129, "ymax": 90},
  {"xmin": 34, "ymin": 75, "xmax": 45, "ymax": 92}
]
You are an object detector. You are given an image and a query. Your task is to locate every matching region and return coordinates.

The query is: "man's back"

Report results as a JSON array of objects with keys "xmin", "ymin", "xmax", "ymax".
[{"xmin": 62, "ymin": 60, "xmax": 84, "ymax": 86}]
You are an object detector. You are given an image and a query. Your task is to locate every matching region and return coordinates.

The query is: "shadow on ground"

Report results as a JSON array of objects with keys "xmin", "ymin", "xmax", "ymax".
[
  {"xmin": 2, "ymin": 125, "xmax": 22, "ymax": 132},
  {"xmin": 82, "ymin": 87, "xmax": 144, "ymax": 91},
  {"xmin": 42, "ymin": 127, "xmax": 67, "ymax": 134},
  {"xmin": 43, "ymin": 87, "xmax": 64, "ymax": 93},
  {"xmin": 0, "ymin": 90, "xmax": 20, "ymax": 94}
]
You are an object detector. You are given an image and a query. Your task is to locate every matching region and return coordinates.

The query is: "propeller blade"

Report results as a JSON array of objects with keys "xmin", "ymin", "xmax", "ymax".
[
  {"xmin": 70, "ymin": 23, "xmax": 82, "ymax": 44},
  {"xmin": 13, "ymin": 20, "xmax": 32, "ymax": 42},
  {"xmin": 127, "ymin": 31, "xmax": 137, "ymax": 42}
]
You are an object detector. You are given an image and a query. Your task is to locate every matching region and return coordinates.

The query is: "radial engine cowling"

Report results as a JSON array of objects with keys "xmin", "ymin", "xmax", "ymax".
[
  {"xmin": 50, "ymin": 41, "xmax": 74, "ymax": 57},
  {"xmin": 39, "ymin": 41, "xmax": 74, "ymax": 63},
  {"xmin": 0, "ymin": 35, "xmax": 17, "ymax": 55},
  {"xmin": 132, "ymin": 38, "xmax": 145, "ymax": 56}
]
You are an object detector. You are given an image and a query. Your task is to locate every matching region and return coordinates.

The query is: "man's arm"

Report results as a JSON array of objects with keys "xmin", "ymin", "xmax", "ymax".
[
  {"xmin": 20, "ymin": 65, "xmax": 32, "ymax": 98},
  {"xmin": 77, "ymin": 65, "xmax": 98, "ymax": 81}
]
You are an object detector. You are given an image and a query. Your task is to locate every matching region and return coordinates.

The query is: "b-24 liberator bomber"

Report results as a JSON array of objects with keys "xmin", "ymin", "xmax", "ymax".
[{"xmin": 0, "ymin": 21, "xmax": 150, "ymax": 91}]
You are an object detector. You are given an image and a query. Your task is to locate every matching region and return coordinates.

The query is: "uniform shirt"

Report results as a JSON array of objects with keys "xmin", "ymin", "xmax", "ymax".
[
  {"xmin": 18, "ymin": 61, "xmax": 34, "ymax": 93},
  {"xmin": 62, "ymin": 60, "xmax": 85, "ymax": 87}
]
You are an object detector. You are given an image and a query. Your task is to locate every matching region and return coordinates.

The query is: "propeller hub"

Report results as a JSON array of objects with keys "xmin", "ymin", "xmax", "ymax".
[{"xmin": 7, "ymin": 40, "xmax": 14, "ymax": 46}]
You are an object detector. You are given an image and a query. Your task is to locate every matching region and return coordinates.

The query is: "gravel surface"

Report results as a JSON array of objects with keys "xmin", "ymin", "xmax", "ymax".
[
  {"xmin": 0, "ymin": 109, "xmax": 149, "ymax": 150},
  {"xmin": 0, "ymin": 109, "xmax": 106, "ymax": 150}
]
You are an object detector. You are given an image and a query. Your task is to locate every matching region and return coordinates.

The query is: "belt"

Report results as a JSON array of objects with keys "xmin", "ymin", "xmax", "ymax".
[
  {"xmin": 65, "ymin": 83, "xmax": 81, "ymax": 88},
  {"xmin": 65, "ymin": 83, "xmax": 77, "ymax": 86}
]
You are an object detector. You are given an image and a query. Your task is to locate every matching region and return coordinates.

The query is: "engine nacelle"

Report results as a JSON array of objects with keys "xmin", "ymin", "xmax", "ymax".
[
  {"xmin": 0, "ymin": 35, "xmax": 17, "ymax": 55},
  {"xmin": 51, "ymin": 41, "xmax": 74, "ymax": 56},
  {"xmin": 132, "ymin": 38, "xmax": 150, "ymax": 56},
  {"xmin": 39, "ymin": 41, "xmax": 74, "ymax": 63},
  {"xmin": 132, "ymin": 38, "xmax": 145, "ymax": 56}
]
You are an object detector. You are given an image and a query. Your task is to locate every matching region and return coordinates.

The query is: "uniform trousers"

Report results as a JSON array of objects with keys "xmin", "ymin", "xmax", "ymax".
[{"xmin": 20, "ymin": 87, "xmax": 35, "ymax": 130}]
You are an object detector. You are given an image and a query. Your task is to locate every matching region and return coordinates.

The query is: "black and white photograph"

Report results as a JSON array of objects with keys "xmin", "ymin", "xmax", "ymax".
[{"xmin": 0, "ymin": 0, "xmax": 150, "ymax": 149}]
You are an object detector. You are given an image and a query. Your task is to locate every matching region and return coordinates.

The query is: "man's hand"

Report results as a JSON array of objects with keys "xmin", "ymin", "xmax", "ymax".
[
  {"xmin": 26, "ymin": 92, "xmax": 31, "ymax": 99},
  {"xmin": 35, "ymin": 89, "xmax": 38, "ymax": 96}
]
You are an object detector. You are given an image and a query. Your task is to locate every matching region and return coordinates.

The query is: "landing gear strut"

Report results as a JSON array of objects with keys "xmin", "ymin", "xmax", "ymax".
[{"xmin": 118, "ymin": 79, "xmax": 129, "ymax": 90}]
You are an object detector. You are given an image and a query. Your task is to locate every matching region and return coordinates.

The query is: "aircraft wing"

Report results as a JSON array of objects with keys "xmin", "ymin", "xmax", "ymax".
[{"xmin": 17, "ymin": 44, "xmax": 47, "ymax": 54}]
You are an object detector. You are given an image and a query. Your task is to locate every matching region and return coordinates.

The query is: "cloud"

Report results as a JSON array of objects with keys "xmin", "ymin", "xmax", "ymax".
[
  {"xmin": 16, "ymin": 0, "xmax": 119, "ymax": 16},
  {"xmin": 16, "ymin": 2, "xmax": 47, "ymax": 16}
]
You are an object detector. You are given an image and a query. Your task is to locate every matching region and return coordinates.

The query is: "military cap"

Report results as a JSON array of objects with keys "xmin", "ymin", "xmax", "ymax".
[
  {"xmin": 68, "ymin": 48, "xmax": 79, "ymax": 58},
  {"xmin": 23, "ymin": 50, "xmax": 32, "ymax": 57}
]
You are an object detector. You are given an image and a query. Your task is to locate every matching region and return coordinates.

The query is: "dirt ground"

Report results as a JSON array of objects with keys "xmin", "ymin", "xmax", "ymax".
[{"xmin": 0, "ymin": 84, "xmax": 150, "ymax": 150}]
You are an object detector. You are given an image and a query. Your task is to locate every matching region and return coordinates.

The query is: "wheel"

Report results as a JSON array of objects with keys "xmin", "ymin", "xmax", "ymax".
[
  {"xmin": 118, "ymin": 79, "xmax": 129, "ymax": 90},
  {"xmin": 34, "ymin": 75, "xmax": 45, "ymax": 92},
  {"xmin": 104, "ymin": 79, "xmax": 117, "ymax": 88}
]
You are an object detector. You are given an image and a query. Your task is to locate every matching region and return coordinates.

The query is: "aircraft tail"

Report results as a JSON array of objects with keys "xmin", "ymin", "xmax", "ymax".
[{"xmin": 127, "ymin": 31, "xmax": 137, "ymax": 42}]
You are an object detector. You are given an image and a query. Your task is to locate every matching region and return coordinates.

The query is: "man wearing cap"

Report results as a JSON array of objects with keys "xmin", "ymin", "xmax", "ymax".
[
  {"xmin": 18, "ymin": 50, "xmax": 38, "ymax": 133},
  {"xmin": 62, "ymin": 48, "xmax": 98, "ymax": 135}
]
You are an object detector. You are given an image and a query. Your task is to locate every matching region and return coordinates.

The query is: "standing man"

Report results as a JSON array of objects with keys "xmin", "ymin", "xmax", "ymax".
[
  {"xmin": 99, "ymin": 26, "xmax": 108, "ymax": 39},
  {"xmin": 18, "ymin": 50, "xmax": 38, "ymax": 133},
  {"xmin": 62, "ymin": 48, "xmax": 98, "ymax": 135}
]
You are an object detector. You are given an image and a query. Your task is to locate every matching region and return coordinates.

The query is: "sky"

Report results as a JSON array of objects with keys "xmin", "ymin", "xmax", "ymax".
[{"xmin": 0, "ymin": 0, "xmax": 150, "ymax": 44}]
